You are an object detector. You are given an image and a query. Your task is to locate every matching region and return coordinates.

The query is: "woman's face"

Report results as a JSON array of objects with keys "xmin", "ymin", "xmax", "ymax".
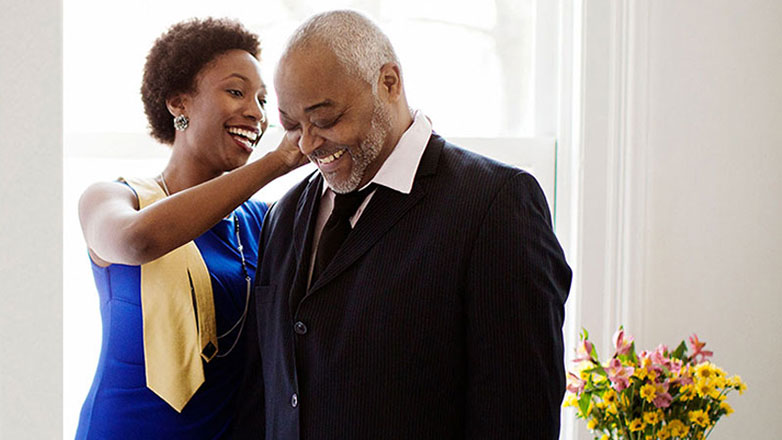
[{"xmin": 178, "ymin": 49, "xmax": 268, "ymax": 172}]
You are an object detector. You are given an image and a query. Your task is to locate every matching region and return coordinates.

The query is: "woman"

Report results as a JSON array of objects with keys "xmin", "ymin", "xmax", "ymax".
[{"xmin": 75, "ymin": 18, "xmax": 304, "ymax": 439}]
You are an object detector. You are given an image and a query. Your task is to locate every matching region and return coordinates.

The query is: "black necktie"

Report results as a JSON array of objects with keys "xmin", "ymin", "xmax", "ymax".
[{"xmin": 313, "ymin": 185, "xmax": 375, "ymax": 283}]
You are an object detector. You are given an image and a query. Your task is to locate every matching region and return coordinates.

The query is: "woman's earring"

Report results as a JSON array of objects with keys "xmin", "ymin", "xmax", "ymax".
[{"xmin": 173, "ymin": 115, "xmax": 189, "ymax": 131}]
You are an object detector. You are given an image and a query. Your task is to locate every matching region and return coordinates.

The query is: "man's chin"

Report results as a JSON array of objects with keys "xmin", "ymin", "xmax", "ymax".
[{"xmin": 323, "ymin": 172, "xmax": 362, "ymax": 194}]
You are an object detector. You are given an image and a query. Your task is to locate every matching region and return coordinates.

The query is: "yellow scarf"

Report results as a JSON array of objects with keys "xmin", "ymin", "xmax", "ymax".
[{"xmin": 121, "ymin": 176, "xmax": 218, "ymax": 413}]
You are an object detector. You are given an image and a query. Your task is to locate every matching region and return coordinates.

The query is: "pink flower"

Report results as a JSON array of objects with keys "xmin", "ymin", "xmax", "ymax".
[
  {"xmin": 566, "ymin": 372, "xmax": 585, "ymax": 394},
  {"xmin": 606, "ymin": 358, "xmax": 634, "ymax": 392},
  {"xmin": 689, "ymin": 334, "xmax": 713, "ymax": 363},
  {"xmin": 613, "ymin": 328, "xmax": 635, "ymax": 356},
  {"xmin": 650, "ymin": 344, "xmax": 669, "ymax": 365},
  {"xmin": 653, "ymin": 390, "xmax": 673, "ymax": 408},
  {"xmin": 573, "ymin": 340, "xmax": 595, "ymax": 363}
]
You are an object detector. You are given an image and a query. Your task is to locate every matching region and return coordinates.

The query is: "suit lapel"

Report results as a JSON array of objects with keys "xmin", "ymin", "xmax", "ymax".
[
  {"xmin": 289, "ymin": 173, "xmax": 323, "ymax": 316},
  {"xmin": 308, "ymin": 135, "xmax": 444, "ymax": 293}
]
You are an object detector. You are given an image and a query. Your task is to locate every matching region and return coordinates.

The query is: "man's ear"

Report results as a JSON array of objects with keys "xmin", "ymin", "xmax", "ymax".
[
  {"xmin": 377, "ymin": 63, "xmax": 402, "ymax": 102},
  {"xmin": 165, "ymin": 94, "xmax": 188, "ymax": 118}
]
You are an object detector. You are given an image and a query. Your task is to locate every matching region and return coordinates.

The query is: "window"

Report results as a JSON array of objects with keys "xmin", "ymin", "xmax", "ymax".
[{"xmin": 64, "ymin": 1, "xmax": 571, "ymax": 437}]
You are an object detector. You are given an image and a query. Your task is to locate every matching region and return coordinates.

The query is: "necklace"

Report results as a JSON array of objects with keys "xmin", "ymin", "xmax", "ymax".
[
  {"xmin": 158, "ymin": 172, "xmax": 171, "ymax": 196},
  {"xmin": 215, "ymin": 213, "xmax": 251, "ymax": 358},
  {"xmin": 159, "ymin": 171, "xmax": 250, "ymax": 358}
]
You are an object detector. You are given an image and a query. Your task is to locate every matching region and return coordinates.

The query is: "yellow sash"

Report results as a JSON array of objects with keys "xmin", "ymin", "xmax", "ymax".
[{"xmin": 121, "ymin": 176, "xmax": 218, "ymax": 413}]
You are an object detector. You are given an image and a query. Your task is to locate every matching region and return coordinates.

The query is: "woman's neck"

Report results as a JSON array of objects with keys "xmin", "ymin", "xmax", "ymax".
[{"xmin": 160, "ymin": 144, "xmax": 222, "ymax": 195}]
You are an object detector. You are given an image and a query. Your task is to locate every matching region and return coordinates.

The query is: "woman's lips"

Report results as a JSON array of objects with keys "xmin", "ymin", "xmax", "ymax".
[{"xmin": 225, "ymin": 125, "xmax": 259, "ymax": 153}]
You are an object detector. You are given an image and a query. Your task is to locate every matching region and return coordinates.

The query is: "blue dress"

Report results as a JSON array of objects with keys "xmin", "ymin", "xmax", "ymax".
[{"xmin": 75, "ymin": 200, "xmax": 268, "ymax": 440}]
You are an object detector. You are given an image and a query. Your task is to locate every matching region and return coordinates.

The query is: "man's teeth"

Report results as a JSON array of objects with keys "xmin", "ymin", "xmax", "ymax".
[
  {"xmin": 227, "ymin": 127, "xmax": 259, "ymax": 142},
  {"xmin": 319, "ymin": 149, "xmax": 345, "ymax": 164}
]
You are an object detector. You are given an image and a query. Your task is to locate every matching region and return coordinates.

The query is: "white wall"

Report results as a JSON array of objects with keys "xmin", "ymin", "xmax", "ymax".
[
  {"xmin": 572, "ymin": 0, "xmax": 781, "ymax": 438},
  {"xmin": 639, "ymin": 0, "xmax": 782, "ymax": 438},
  {"xmin": 0, "ymin": 0, "xmax": 63, "ymax": 437}
]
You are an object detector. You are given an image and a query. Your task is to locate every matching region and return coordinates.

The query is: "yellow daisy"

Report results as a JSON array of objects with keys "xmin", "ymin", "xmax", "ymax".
[
  {"xmin": 689, "ymin": 409, "xmax": 711, "ymax": 428},
  {"xmin": 628, "ymin": 418, "xmax": 645, "ymax": 432},
  {"xmin": 667, "ymin": 419, "xmax": 690, "ymax": 437},
  {"xmin": 643, "ymin": 410, "xmax": 663, "ymax": 425}
]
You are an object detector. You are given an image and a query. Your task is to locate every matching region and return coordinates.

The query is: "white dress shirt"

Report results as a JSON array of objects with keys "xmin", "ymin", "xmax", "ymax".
[{"xmin": 307, "ymin": 110, "xmax": 433, "ymax": 285}]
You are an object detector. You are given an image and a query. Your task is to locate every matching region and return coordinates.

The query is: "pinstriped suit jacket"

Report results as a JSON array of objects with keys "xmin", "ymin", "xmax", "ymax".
[{"xmin": 234, "ymin": 134, "xmax": 572, "ymax": 439}]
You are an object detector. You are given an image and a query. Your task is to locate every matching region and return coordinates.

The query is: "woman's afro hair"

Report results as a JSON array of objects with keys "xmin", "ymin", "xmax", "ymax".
[{"xmin": 141, "ymin": 18, "xmax": 261, "ymax": 144}]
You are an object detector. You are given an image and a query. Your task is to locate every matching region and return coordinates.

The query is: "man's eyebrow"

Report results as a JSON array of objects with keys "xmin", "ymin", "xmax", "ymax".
[
  {"xmin": 279, "ymin": 100, "xmax": 334, "ymax": 118},
  {"xmin": 304, "ymin": 100, "xmax": 334, "ymax": 113}
]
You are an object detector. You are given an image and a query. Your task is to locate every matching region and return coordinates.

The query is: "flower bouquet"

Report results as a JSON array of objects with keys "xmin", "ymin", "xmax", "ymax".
[{"xmin": 564, "ymin": 328, "xmax": 745, "ymax": 440}]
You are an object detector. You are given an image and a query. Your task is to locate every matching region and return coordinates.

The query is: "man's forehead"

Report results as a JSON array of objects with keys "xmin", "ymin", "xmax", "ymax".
[{"xmin": 275, "ymin": 49, "xmax": 364, "ymax": 113}]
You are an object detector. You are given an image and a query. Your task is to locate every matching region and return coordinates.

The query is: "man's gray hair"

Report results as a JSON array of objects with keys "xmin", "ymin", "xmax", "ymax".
[{"xmin": 283, "ymin": 10, "xmax": 400, "ymax": 92}]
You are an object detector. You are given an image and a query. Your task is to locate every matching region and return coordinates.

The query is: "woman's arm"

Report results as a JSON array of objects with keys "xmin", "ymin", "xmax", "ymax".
[{"xmin": 79, "ymin": 139, "xmax": 306, "ymax": 267}]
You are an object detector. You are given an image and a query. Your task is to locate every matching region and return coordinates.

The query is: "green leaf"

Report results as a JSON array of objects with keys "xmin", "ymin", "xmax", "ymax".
[
  {"xmin": 581, "ymin": 328, "xmax": 590, "ymax": 341},
  {"xmin": 578, "ymin": 392, "xmax": 591, "ymax": 416},
  {"xmin": 671, "ymin": 340, "xmax": 688, "ymax": 360},
  {"xmin": 590, "ymin": 344, "xmax": 599, "ymax": 362},
  {"xmin": 585, "ymin": 365, "xmax": 608, "ymax": 377},
  {"xmin": 629, "ymin": 342, "xmax": 639, "ymax": 364}
]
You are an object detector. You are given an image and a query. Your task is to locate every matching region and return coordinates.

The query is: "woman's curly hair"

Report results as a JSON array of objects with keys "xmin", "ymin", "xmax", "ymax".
[{"xmin": 141, "ymin": 18, "xmax": 261, "ymax": 144}]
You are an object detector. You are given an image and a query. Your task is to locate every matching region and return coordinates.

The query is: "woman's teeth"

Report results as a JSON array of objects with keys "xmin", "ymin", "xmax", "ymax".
[
  {"xmin": 227, "ymin": 126, "xmax": 259, "ymax": 144},
  {"xmin": 319, "ymin": 149, "xmax": 346, "ymax": 164}
]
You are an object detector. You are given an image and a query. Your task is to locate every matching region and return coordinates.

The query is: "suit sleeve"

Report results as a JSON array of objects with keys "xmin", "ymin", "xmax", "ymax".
[{"xmin": 463, "ymin": 171, "xmax": 572, "ymax": 439}]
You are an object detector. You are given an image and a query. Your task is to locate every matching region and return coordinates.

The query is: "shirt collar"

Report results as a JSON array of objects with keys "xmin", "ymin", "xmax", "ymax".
[{"xmin": 370, "ymin": 110, "xmax": 432, "ymax": 194}]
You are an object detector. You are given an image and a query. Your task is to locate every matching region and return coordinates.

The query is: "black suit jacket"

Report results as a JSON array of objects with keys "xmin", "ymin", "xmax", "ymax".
[{"xmin": 233, "ymin": 134, "xmax": 572, "ymax": 439}]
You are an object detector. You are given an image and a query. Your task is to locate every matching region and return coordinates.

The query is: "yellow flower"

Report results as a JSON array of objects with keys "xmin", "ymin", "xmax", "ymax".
[
  {"xmin": 587, "ymin": 418, "xmax": 598, "ymax": 430},
  {"xmin": 667, "ymin": 419, "xmax": 690, "ymax": 437},
  {"xmin": 689, "ymin": 409, "xmax": 711, "ymax": 428},
  {"xmin": 640, "ymin": 383, "xmax": 657, "ymax": 402},
  {"xmin": 695, "ymin": 380, "xmax": 716, "ymax": 399},
  {"xmin": 606, "ymin": 403, "xmax": 618, "ymax": 415},
  {"xmin": 643, "ymin": 410, "xmax": 663, "ymax": 425},
  {"xmin": 563, "ymin": 394, "xmax": 578, "ymax": 408},
  {"xmin": 600, "ymin": 435, "xmax": 610, "ymax": 440},
  {"xmin": 628, "ymin": 418, "xmax": 645, "ymax": 432},
  {"xmin": 603, "ymin": 389, "xmax": 618, "ymax": 405},
  {"xmin": 694, "ymin": 362, "xmax": 716, "ymax": 380},
  {"xmin": 634, "ymin": 358, "xmax": 656, "ymax": 381},
  {"xmin": 634, "ymin": 367, "xmax": 649, "ymax": 381},
  {"xmin": 658, "ymin": 427, "xmax": 671, "ymax": 440},
  {"xmin": 720, "ymin": 401, "xmax": 734, "ymax": 415},
  {"xmin": 729, "ymin": 375, "xmax": 747, "ymax": 395},
  {"xmin": 679, "ymin": 384, "xmax": 696, "ymax": 401}
]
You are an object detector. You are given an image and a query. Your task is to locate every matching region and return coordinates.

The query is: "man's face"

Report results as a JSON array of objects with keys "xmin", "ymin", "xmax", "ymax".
[{"xmin": 275, "ymin": 46, "xmax": 393, "ymax": 193}]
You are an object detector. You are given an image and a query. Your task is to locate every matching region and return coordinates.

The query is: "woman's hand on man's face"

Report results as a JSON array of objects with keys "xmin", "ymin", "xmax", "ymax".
[{"xmin": 275, "ymin": 132, "xmax": 309, "ymax": 170}]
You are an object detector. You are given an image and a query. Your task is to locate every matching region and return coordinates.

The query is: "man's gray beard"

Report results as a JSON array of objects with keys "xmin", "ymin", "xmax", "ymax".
[{"xmin": 328, "ymin": 100, "xmax": 392, "ymax": 194}]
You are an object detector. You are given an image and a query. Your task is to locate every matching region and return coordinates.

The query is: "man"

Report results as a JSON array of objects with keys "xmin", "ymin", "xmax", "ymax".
[{"xmin": 234, "ymin": 10, "xmax": 571, "ymax": 439}]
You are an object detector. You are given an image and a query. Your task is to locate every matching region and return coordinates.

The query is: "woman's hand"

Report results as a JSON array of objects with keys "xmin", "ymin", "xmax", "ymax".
[{"xmin": 273, "ymin": 132, "xmax": 308, "ymax": 170}]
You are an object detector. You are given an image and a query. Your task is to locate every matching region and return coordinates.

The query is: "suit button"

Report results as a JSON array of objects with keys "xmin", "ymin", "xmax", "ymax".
[
  {"xmin": 291, "ymin": 393, "xmax": 299, "ymax": 408},
  {"xmin": 294, "ymin": 321, "xmax": 308, "ymax": 335}
]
